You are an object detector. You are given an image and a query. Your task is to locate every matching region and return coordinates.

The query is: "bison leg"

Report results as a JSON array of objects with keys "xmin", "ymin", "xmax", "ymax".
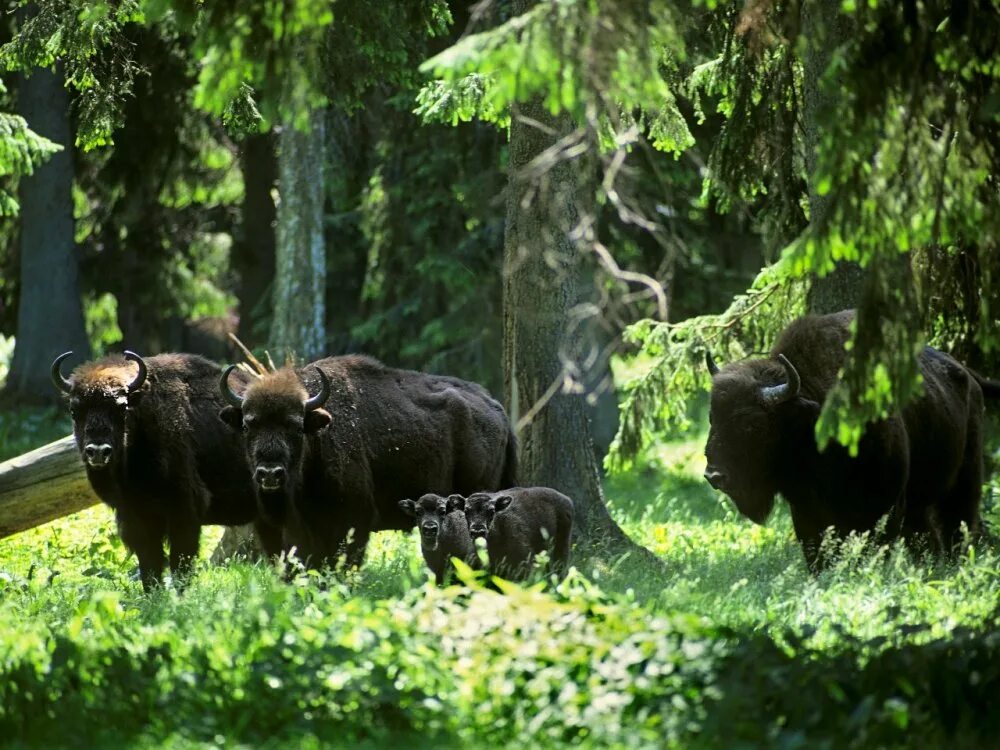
[
  {"xmin": 789, "ymin": 507, "xmax": 829, "ymax": 574},
  {"xmin": 254, "ymin": 519, "xmax": 285, "ymax": 559},
  {"xmin": 168, "ymin": 520, "xmax": 201, "ymax": 587},
  {"xmin": 935, "ymin": 422, "xmax": 984, "ymax": 556},
  {"xmin": 117, "ymin": 510, "xmax": 166, "ymax": 592}
]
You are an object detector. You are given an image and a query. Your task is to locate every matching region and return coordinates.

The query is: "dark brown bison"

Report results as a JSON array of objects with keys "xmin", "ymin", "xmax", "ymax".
[
  {"xmin": 704, "ymin": 309, "xmax": 994, "ymax": 571},
  {"xmin": 218, "ymin": 355, "xmax": 518, "ymax": 570},
  {"xmin": 52, "ymin": 351, "xmax": 282, "ymax": 590},
  {"xmin": 398, "ymin": 493, "xmax": 483, "ymax": 585},
  {"xmin": 453, "ymin": 487, "xmax": 574, "ymax": 581}
]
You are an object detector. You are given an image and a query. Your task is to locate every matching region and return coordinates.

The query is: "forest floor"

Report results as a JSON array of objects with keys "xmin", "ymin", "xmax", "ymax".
[{"xmin": 1, "ymin": 405, "xmax": 999, "ymax": 748}]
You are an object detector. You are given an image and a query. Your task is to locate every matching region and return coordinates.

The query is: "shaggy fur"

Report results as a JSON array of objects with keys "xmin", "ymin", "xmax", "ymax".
[
  {"xmin": 705, "ymin": 309, "xmax": 990, "ymax": 570},
  {"xmin": 220, "ymin": 355, "xmax": 517, "ymax": 570},
  {"xmin": 455, "ymin": 487, "xmax": 574, "ymax": 581},
  {"xmin": 398, "ymin": 493, "xmax": 482, "ymax": 585},
  {"xmin": 59, "ymin": 353, "xmax": 281, "ymax": 590}
]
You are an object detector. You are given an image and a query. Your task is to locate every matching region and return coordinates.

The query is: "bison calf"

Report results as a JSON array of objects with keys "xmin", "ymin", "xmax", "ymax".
[
  {"xmin": 454, "ymin": 487, "xmax": 573, "ymax": 581},
  {"xmin": 399, "ymin": 493, "xmax": 482, "ymax": 585},
  {"xmin": 704, "ymin": 309, "xmax": 995, "ymax": 571},
  {"xmin": 52, "ymin": 351, "xmax": 281, "ymax": 590}
]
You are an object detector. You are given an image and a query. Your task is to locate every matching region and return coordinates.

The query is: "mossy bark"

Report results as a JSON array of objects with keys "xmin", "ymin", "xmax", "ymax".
[
  {"xmin": 501, "ymin": 24, "xmax": 661, "ymax": 566},
  {"xmin": 269, "ymin": 104, "xmax": 327, "ymax": 364},
  {"xmin": 5, "ymin": 60, "xmax": 89, "ymax": 401}
]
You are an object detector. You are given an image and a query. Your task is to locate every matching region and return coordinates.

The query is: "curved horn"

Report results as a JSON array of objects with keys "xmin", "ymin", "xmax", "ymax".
[
  {"xmin": 51, "ymin": 351, "xmax": 74, "ymax": 393},
  {"xmin": 705, "ymin": 350, "xmax": 720, "ymax": 376},
  {"xmin": 760, "ymin": 354, "xmax": 801, "ymax": 406},
  {"xmin": 220, "ymin": 365, "xmax": 244, "ymax": 408},
  {"xmin": 123, "ymin": 351, "xmax": 148, "ymax": 393},
  {"xmin": 303, "ymin": 367, "xmax": 329, "ymax": 411}
]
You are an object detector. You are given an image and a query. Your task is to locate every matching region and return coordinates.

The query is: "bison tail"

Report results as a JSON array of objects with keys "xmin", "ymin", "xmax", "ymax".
[
  {"xmin": 501, "ymin": 429, "xmax": 519, "ymax": 488},
  {"xmin": 971, "ymin": 370, "xmax": 1000, "ymax": 400}
]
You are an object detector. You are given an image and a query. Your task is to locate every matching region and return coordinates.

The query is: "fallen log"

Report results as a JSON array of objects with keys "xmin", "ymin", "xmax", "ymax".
[
  {"xmin": 0, "ymin": 436, "xmax": 265, "ymax": 563},
  {"xmin": 0, "ymin": 435, "xmax": 98, "ymax": 539}
]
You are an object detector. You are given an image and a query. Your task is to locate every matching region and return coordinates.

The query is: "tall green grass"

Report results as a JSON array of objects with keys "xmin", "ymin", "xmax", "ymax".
[{"xmin": 1, "ymin": 405, "xmax": 999, "ymax": 748}]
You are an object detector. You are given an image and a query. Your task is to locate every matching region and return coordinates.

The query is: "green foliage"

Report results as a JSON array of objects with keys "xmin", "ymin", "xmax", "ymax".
[
  {"xmin": 0, "ymin": 0, "xmax": 145, "ymax": 150},
  {"xmin": 1, "ymin": 425, "xmax": 999, "ymax": 747},
  {"xmin": 0, "ymin": 404, "xmax": 69, "ymax": 460},
  {"xmin": 419, "ymin": 0, "xmax": 692, "ymax": 156},
  {"xmin": 0, "ymin": 77, "xmax": 61, "ymax": 216},
  {"xmin": 611, "ymin": 266, "xmax": 807, "ymax": 469}
]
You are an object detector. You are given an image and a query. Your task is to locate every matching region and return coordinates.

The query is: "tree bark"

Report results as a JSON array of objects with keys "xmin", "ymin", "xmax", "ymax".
[
  {"xmin": 801, "ymin": 0, "xmax": 863, "ymax": 314},
  {"xmin": 0, "ymin": 436, "xmax": 98, "ymax": 539},
  {"xmin": 269, "ymin": 106, "xmax": 327, "ymax": 363},
  {"xmin": 5, "ymin": 60, "xmax": 89, "ymax": 401},
  {"xmin": 234, "ymin": 131, "xmax": 277, "ymax": 344},
  {"xmin": 502, "ymin": 83, "xmax": 659, "ymax": 565}
]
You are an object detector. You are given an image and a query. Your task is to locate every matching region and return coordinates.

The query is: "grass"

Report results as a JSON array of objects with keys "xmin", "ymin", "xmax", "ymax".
[{"xmin": 1, "ymin": 406, "xmax": 1000, "ymax": 748}]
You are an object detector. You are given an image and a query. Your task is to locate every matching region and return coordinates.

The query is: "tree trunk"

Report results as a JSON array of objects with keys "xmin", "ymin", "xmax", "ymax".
[
  {"xmin": 269, "ymin": 106, "xmax": 327, "ymax": 364},
  {"xmin": 801, "ymin": 0, "xmax": 863, "ymax": 314},
  {"xmin": 5, "ymin": 60, "xmax": 89, "ymax": 400},
  {"xmin": 234, "ymin": 131, "xmax": 277, "ymax": 344},
  {"xmin": 0, "ymin": 436, "xmax": 98, "ymax": 539},
  {"xmin": 502, "ymin": 83, "xmax": 658, "ymax": 565}
]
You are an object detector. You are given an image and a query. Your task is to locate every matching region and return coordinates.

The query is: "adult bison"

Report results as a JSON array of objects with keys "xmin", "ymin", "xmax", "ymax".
[
  {"xmin": 218, "ymin": 355, "xmax": 518, "ymax": 569},
  {"xmin": 52, "ymin": 351, "xmax": 282, "ymax": 590},
  {"xmin": 704, "ymin": 310, "xmax": 994, "ymax": 570}
]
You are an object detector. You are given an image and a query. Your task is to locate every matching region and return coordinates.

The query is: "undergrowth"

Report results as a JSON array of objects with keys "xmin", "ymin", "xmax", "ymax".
[{"xmin": 1, "ymin": 405, "xmax": 999, "ymax": 748}]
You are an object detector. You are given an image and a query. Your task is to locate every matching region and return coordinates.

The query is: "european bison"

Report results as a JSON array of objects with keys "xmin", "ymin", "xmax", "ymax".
[
  {"xmin": 219, "ymin": 355, "xmax": 517, "ymax": 570},
  {"xmin": 398, "ymin": 493, "xmax": 483, "ymax": 585},
  {"xmin": 454, "ymin": 487, "xmax": 574, "ymax": 580},
  {"xmin": 52, "ymin": 351, "xmax": 281, "ymax": 590},
  {"xmin": 704, "ymin": 309, "xmax": 995, "ymax": 570}
]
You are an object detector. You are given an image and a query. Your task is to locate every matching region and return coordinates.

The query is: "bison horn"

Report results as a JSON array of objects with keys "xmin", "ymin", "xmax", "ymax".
[
  {"xmin": 705, "ymin": 350, "xmax": 720, "ymax": 376},
  {"xmin": 123, "ymin": 351, "xmax": 148, "ymax": 393},
  {"xmin": 760, "ymin": 354, "xmax": 801, "ymax": 406},
  {"xmin": 51, "ymin": 351, "xmax": 74, "ymax": 393},
  {"xmin": 303, "ymin": 367, "xmax": 329, "ymax": 412},
  {"xmin": 220, "ymin": 364, "xmax": 244, "ymax": 407}
]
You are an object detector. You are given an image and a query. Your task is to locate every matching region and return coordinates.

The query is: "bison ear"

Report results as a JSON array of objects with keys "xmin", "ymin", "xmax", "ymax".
[
  {"xmin": 219, "ymin": 406, "xmax": 243, "ymax": 430},
  {"xmin": 304, "ymin": 407, "xmax": 332, "ymax": 433},
  {"xmin": 398, "ymin": 498, "xmax": 416, "ymax": 517},
  {"xmin": 494, "ymin": 494, "xmax": 513, "ymax": 512},
  {"xmin": 446, "ymin": 494, "xmax": 465, "ymax": 512}
]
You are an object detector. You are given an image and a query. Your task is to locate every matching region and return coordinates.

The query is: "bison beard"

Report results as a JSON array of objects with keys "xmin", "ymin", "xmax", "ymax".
[
  {"xmin": 219, "ymin": 355, "xmax": 518, "ymax": 571},
  {"xmin": 52, "ymin": 351, "xmax": 281, "ymax": 591},
  {"xmin": 704, "ymin": 310, "xmax": 989, "ymax": 571}
]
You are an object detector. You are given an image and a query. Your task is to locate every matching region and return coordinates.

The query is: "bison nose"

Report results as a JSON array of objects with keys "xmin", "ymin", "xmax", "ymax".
[
  {"xmin": 704, "ymin": 468, "xmax": 727, "ymax": 490},
  {"xmin": 255, "ymin": 465, "xmax": 285, "ymax": 491},
  {"xmin": 421, "ymin": 522, "xmax": 438, "ymax": 534},
  {"xmin": 83, "ymin": 443, "xmax": 113, "ymax": 467},
  {"xmin": 469, "ymin": 523, "xmax": 488, "ymax": 538}
]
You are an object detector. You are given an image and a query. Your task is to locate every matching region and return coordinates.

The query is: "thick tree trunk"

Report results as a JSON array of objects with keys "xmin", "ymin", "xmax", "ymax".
[
  {"xmin": 269, "ymin": 107, "xmax": 327, "ymax": 364},
  {"xmin": 234, "ymin": 131, "xmax": 277, "ymax": 344},
  {"xmin": 5, "ymin": 61, "xmax": 89, "ymax": 400},
  {"xmin": 0, "ymin": 436, "xmax": 98, "ymax": 539},
  {"xmin": 801, "ymin": 0, "xmax": 862, "ymax": 314},
  {"xmin": 502, "ymin": 89, "xmax": 658, "ymax": 565}
]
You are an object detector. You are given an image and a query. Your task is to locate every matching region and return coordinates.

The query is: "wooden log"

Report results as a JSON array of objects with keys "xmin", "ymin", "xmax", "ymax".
[{"xmin": 0, "ymin": 435, "xmax": 99, "ymax": 539}]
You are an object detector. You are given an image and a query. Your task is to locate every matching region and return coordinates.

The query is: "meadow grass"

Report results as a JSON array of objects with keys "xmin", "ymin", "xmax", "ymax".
[{"xmin": 1, "ymin": 409, "xmax": 999, "ymax": 748}]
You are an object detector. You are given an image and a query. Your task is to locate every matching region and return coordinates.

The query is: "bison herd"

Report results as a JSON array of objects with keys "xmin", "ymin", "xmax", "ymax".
[
  {"xmin": 51, "ymin": 349, "xmax": 570, "ymax": 590},
  {"xmin": 49, "ymin": 308, "xmax": 996, "ymax": 589}
]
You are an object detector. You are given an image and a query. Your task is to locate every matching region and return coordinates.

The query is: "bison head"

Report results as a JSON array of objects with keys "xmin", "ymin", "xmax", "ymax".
[
  {"xmin": 453, "ymin": 492, "xmax": 513, "ymax": 539},
  {"xmin": 399, "ymin": 493, "xmax": 464, "ymax": 551},
  {"xmin": 219, "ymin": 366, "xmax": 331, "ymax": 522},
  {"xmin": 703, "ymin": 350, "xmax": 815, "ymax": 524},
  {"xmin": 51, "ymin": 351, "xmax": 148, "ymax": 473}
]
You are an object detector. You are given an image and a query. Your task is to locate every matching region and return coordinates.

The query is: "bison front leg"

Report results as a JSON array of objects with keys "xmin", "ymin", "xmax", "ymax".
[
  {"xmin": 117, "ymin": 510, "xmax": 167, "ymax": 592},
  {"xmin": 168, "ymin": 520, "xmax": 201, "ymax": 588}
]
